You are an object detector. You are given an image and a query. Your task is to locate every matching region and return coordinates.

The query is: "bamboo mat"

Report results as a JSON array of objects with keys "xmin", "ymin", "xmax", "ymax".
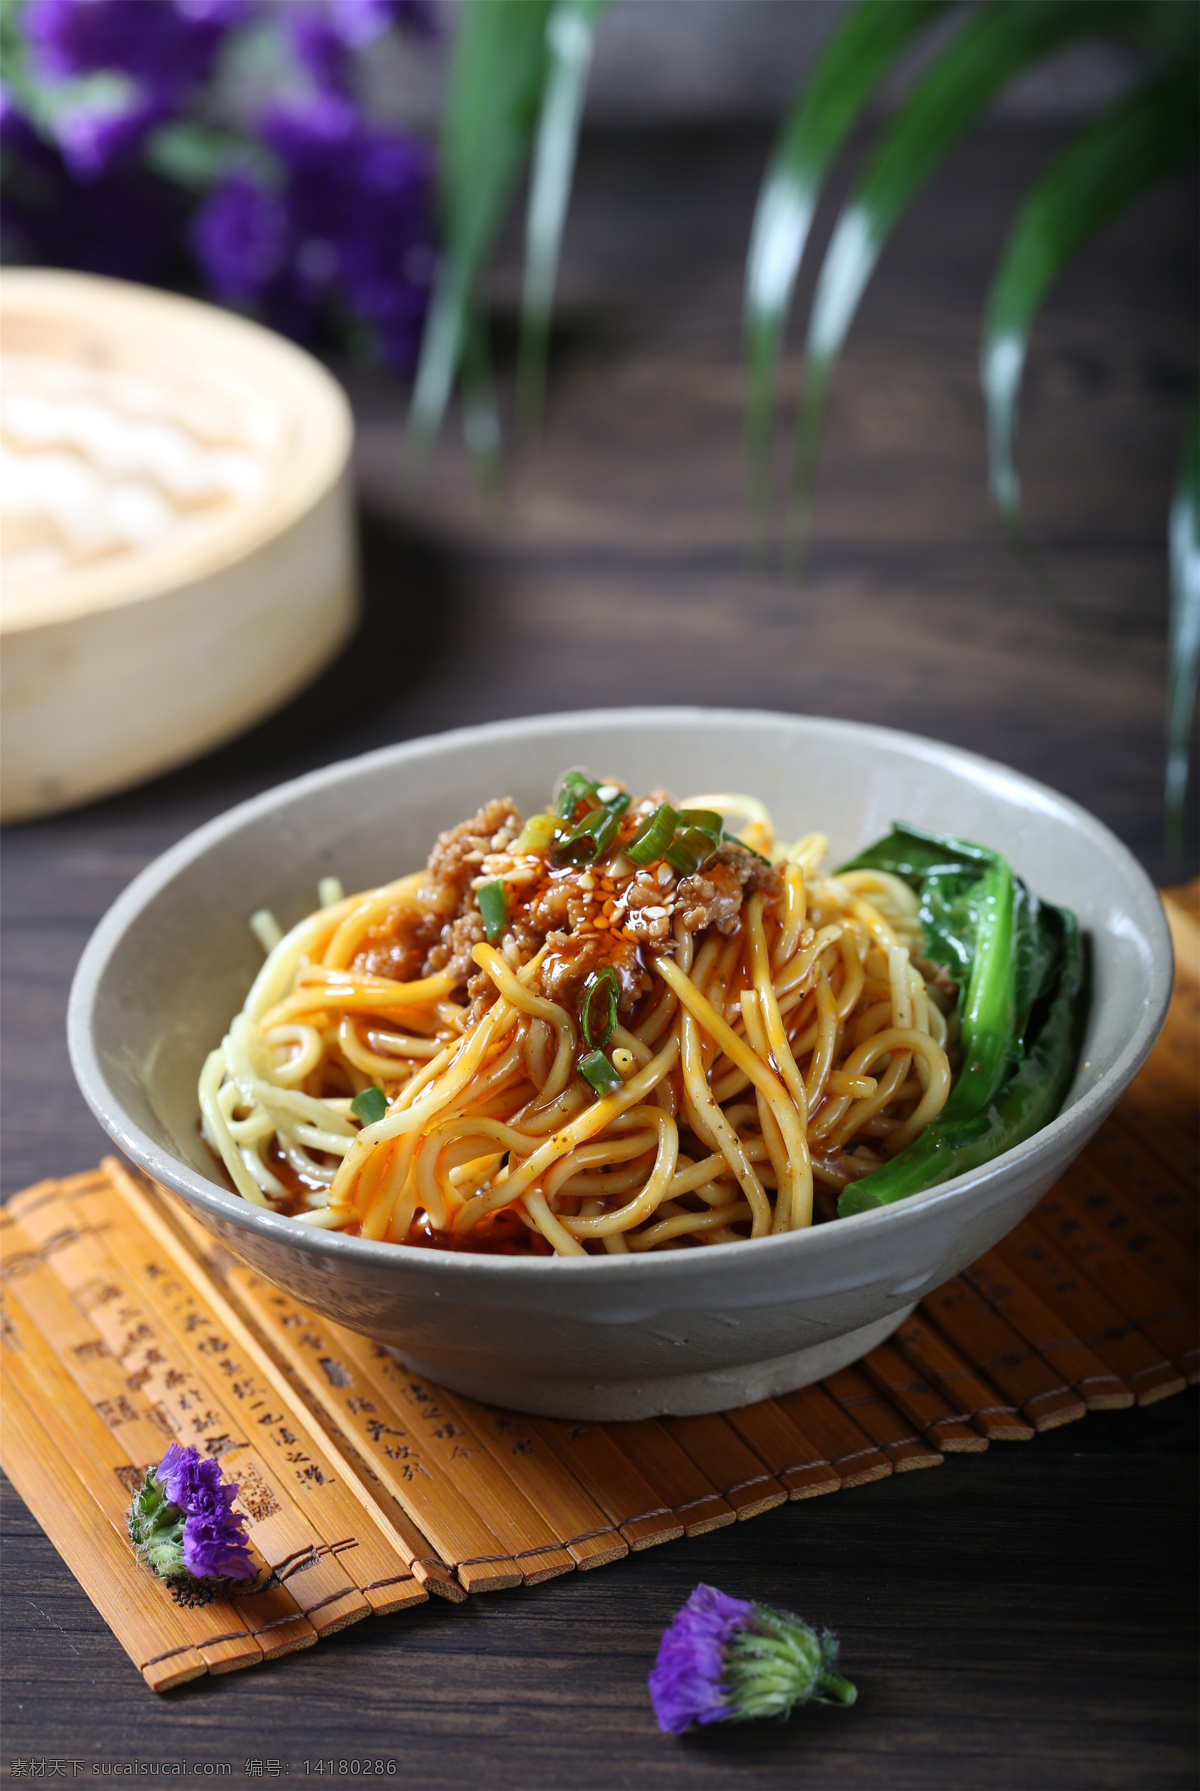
[{"xmin": 2, "ymin": 890, "xmax": 1196, "ymax": 1693}]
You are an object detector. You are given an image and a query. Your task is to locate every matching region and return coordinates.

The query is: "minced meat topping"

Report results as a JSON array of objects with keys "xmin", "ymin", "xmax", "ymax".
[{"xmin": 351, "ymin": 783, "xmax": 783, "ymax": 1017}]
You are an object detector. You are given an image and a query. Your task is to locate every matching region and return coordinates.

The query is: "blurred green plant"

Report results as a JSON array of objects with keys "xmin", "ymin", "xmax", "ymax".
[{"xmin": 409, "ymin": 0, "xmax": 1198, "ymax": 840}]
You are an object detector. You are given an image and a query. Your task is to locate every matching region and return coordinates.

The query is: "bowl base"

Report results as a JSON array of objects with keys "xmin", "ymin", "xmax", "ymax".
[{"xmin": 392, "ymin": 1305, "xmax": 915, "ymax": 1421}]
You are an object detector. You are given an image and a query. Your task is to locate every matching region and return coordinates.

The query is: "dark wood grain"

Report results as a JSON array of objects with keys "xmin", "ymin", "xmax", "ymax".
[{"xmin": 2, "ymin": 122, "xmax": 1197, "ymax": 1786}]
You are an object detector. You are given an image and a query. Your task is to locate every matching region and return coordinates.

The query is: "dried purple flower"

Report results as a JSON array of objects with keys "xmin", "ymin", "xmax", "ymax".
[
  {"xmin": 128, "ymin": 1443, "xmax": 256, "ymax": 1590},
  {"xmin": 648, "ymin": 1584, "xmax": 857, "ymax": 1735}
]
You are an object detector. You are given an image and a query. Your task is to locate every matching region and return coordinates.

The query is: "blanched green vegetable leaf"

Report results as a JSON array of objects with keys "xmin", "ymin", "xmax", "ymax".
[{"xmin": 837, "ymin": 826, "xmax": 1084, "ymax": 1213}]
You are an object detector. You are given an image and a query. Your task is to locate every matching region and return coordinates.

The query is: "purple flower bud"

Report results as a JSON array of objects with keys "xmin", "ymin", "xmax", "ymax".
[{"xmin": 648, "ymin": 1584, "xmax": 857, "ymax": 1735}]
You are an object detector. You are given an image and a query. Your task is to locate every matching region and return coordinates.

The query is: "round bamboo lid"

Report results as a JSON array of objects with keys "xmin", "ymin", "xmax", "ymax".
[{"xmin": 1, "ymin": 270, "xmax": 357, "ymax": 822}]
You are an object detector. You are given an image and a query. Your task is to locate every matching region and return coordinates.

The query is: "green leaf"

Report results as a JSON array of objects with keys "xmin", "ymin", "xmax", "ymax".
[
  {"xmin": 744, "ymin": 0, "xmax": 948, "ymax": 536},
  {"xmin": 407, "ymin": 0, "xmax": 553, "ymax": 470},
  {"xmin": 517, "ymin": 0, "xmax": 611, "ymax": 427},
  {"xmin": 787, "ymin": 0, "xmax": 1141, "ymax": 564},
  {"xmin": 1168, "ymin": 406, "xmax": 1200, "ymax": 852},
  {"xmin": 983, "ymin": 71, "xmax": 1198, "ymax": 530}
]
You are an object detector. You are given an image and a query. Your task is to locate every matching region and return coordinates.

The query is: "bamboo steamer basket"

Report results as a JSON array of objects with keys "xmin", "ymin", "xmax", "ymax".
[{"xmin": 1, "ymin": 269, "xmax": 357, "ymax": 822}]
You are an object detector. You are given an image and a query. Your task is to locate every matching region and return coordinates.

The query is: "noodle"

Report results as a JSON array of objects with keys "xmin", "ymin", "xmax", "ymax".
[{"xmin": 200, "ymin": 776, "xmax": 958, "ymax": 1256}]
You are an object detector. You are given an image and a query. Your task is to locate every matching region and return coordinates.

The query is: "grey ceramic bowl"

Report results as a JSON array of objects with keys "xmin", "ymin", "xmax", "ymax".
[{"xmin": 69, "ymin": 708, "xmax": 1172, "ymax": 1419}]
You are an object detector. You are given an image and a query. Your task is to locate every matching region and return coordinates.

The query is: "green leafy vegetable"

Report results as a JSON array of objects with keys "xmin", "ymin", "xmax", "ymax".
[
  {"xmin": 581, "ymin": 966, "xmax": 619, "ymax": 1051},
  {"xmin": 579, "ymin": 1047, "xmax": 623, "ymax": 1096},
  {"xmin": 626, "ymin": 802, "xmax": 678, "ymax": 867},
  {"xmin": 836, "ymin": 826, "xmax": 1085, "ymax": 1215},
  {"xmin": 351, "ymin": 1086, "xmax": 388, "ymax": 1126}
]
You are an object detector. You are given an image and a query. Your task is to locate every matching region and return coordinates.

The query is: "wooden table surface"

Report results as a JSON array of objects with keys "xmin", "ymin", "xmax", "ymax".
[{"xmin": 2, "ymin": 123, "xmax": 1196, "ymax": 1788}]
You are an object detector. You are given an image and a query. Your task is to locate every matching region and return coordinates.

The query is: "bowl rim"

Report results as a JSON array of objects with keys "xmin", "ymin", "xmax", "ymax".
[{"xmin": 68, "ymin": 704, "xmax": 1174, "ymax": 1285}]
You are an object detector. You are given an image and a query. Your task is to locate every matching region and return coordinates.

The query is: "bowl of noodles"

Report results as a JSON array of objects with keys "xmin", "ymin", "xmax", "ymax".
[{"xmin": 69, "ymin": 708, "xmax": 1172, "ymax": 1419}]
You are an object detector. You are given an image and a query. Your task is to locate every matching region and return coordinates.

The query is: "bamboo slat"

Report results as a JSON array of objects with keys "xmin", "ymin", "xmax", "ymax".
[
  {"xmin": 859, "ymin": 1338, "xmax": 989, "ymax": 1452},
  {"xmin": 1, "ymin": 1380, "xmax": 208, "ymax": 1691},
  {"xmin": 1, "ymin": 909, "xmax": 1194, "ymax": 1692},
  {"xmin": 892, "ymin": 1313, "xmax": 1035, "ymax": 1443},
  {"xmin": 774, "ymin": 1384, "xmax": 893, "ymax": 1487},
  {"xmin": 13, "ymin": 1184, "xmax": 371, "ymax": 1637},
  {"xmin": 530, "ymin": 1419, "xmax": 686, "ymax": 1549},
  {"xmin": 720, "ymin": 1398, "xmax": 843, "ymax": 1499},
  {"xmin": 1085, "ymin": 1120, "xmax": 1200, "ymax": 1254},
  {"xmin": 992, "ymin": 1228, "xmax": 1186, "ymax": 1405},
  {"xmin": 919, "ymin": 1277, "xmax": 1087, "ymax": 1432},
  {"xmin": 445, "ymin": 1393, "xmax": 630, "ymax": 1568},
  {"xmin": 820, "ymin": 1366, "xmax": 944, "ymax": 1471},
  {"xmin": 601, "ymin": 1420, "xmax": 736, "ymax": 1536},
  {"xmin": 660, "ymin": 1413, "xmax": 790, "ymax": 1518},
  {"xmin": 961, "ymin": 1252, "xmax": 1132, "ymax": 1410}
]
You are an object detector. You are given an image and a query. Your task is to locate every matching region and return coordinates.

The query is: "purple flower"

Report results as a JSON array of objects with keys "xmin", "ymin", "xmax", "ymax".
[
  {"xmin": 192, "ymin": 169, "xmax": 287, "ymax": 301},
  {"xmin": 127, "ymin": 1443, "xmax": 255, "ymax": 1586},
  {"xmin": 51, "ymin": 86, "xmax": 166, "ymax": 179},
  {"xmin": 649, "ymin": 1585, "xmax": 754, "ymax": 1733},
  {"xmin": 288, "ymin": 0, "xmax": 436, "ymax": 95},
  {"xmin": 648, "ymin": 1584, "xmax": 857, "ymax": 1735},
  {"xmin": 24, "ymin": 0, "xmax": 237, "ymax": 95}
]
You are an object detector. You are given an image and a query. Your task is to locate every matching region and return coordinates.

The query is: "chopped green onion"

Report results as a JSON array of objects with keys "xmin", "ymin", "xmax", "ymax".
[
  {"xmin": 723, "ymin": 829, "xmax": 772, "ymax": 865},
  {"xmin": 553, "ymin": 768, "xmax": 600, "ymax": 820},
  {"xmin": 511, "ymin": 812, "xmax": 560, "ymax": 855},
  {"xmin": 478, "ymin": 879, "xmax": 508, "ymax": 941},
  {"xmin": 665, "ymin": 827, "xmax": 719, "ymax": 876},
  {"xmin": 579, "ymin": 1048, "xmax": 623, "ymax": 1097},
  {"xmin": 626, "ymin": 801, "xmax": 678, "ymax": 866},
  {"xmin": 676, "ymin": 808, "xmax": 723, "ymax": 843},
  {"xmin": 351, "ymin": 1086, "xmax": 387, "ymax": 1126},
  {"xmin": 553, "ymin": 793, "xmax": 631, "ymax": 864},
  {"xmin": 581, "ymin": 966, "xmax": 620, "ymax": 1050}
]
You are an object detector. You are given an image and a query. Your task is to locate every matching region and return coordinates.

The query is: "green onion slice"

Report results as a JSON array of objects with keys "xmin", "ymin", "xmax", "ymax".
[
  {"xmin": 478, "ymin": 879, "xmax": 508, "ymax": 941},
  {"xmin": 511, "ymin": 812, "xmax": 559, "ymax": 855},
  {"xmin": 625, "ymin": 801, "xmax": 677, "ymax": 866},
  {"xmin": 675, "ymin": 808, "xmax": 723, "ymax": 843},
  {"xmin": 553, "ymin": 768, "xmax": 600, "ymax": 820},
  {"xmin": 351, "ymin": 1086, "xmax": 387, "ymax": 1126},
  {"xmin": 723, "ymin": 829, "xmax": 772, "ymax": 865},
  {"xmin": 581, "ymin": 966, "xmax": 620, "ymax": 1051},
  {"xmin": 552, "ymin": 792, "xmax": 631, "ymax": 864},
  {"xmin": 579, "ymin": 1048, "xmax": 623, "ymax": 1097},
  {"xmin": 665, "ymin": 827, "xmax": 719, "ymax": 876}
]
